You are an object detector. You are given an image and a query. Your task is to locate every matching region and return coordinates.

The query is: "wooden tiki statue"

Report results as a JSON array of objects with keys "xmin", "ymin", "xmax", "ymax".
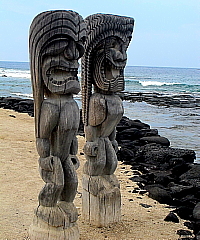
[
  {"xmin": 81, "ymin": 14, "xmax": 134, "ymax": 226},
  {"xmin": 29, "ymin": 10, "xmax": 86, "ymax": 240}
]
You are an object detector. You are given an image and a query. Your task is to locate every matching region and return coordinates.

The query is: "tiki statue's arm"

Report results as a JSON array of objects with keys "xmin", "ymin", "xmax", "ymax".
[
  {"xmin": 36, "ymin": 138, "xmax": 53, "ymax": 171},
  {"xmin": 84, "ymin": 95, "xmax": 107, "ymax": 156},
  {"xmin": 109, "ymin": 129, "xmax": 119, "ymax": 153},
  {"xmin": 36, "ymin": 101, "xmax": 59, "ymax": 171}
]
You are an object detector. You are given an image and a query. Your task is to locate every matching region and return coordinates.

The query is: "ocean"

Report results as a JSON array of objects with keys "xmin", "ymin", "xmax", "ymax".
[{"xmin": 0, "ymin": 61, "xmax": 199, "ymax": 162}]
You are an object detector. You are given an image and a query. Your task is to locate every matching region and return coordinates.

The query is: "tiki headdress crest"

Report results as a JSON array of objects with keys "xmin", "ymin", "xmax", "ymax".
[
  {"xmin": 29, "ymin": 10, "xmax": 86, "ymax": 137},
  {"xmin": 81, "ymin": 13, "xmax": 134, "ymax": 125}
]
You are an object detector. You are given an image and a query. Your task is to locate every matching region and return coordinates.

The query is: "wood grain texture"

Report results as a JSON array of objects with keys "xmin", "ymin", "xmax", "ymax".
[
  {"xmin": 81, "ymin": 13, "xmax": 134, "ymax": 226},
  {"xmin": 82, "ymin": 174, "xmax": 121, "ymax": 227},
  {"xmin": 29, "ymin": 216, "xmax": 79, "ymax": 240},
  {"xmin": 29, "ymin": 10, "xmax": 86, "ymax": 239}
]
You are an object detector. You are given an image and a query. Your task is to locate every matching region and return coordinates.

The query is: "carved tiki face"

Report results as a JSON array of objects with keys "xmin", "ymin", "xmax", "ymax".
[
  {"xmin": 41, "ymin": 35, "xmax": 85, "ymax": 95},
  {"xmin": 93, "ymin": 36, "xmax": 131, "ymax": 92},
  {"xmin": 30, "ymin": 10, "xmax": 86, "ymax": 96},
  {"xmin": 81, "ymin": 14, "xmax": 134, "ymax": 124}
]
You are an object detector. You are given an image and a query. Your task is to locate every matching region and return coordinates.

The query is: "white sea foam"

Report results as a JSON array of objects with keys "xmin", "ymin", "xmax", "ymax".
[
  {"xmin": 13, "ymin": 92, "xmax": 81, "ymax": 99},
  {"xmin": 0, "ymin": 68, "xmax": 81, "ymax": 80},
  {"xmin": 139, "ymin": 80, "xmax": 182, "ymax": 87},
  {"xmin": 13, "ymin": 92, "xmax": 33, "ymax": 98},
  {"xmin": 0, "ymin": 68, "xmax": 31, "ymax": 79},
  {"xmin": 125, "ymin": 76, "xmax": 137, "ymax": 79}
]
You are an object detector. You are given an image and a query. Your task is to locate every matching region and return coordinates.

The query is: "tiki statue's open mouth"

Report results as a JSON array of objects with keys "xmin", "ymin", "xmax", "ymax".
[
  {"xmin": 104, "ymin": 63, "xmax": 124, "ymax": 81},
  {"xmin": 46, "ymin": 67, "xmax": 78, "ymax": 86}
]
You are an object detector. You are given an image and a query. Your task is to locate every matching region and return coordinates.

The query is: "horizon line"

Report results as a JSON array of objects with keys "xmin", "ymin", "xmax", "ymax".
[{"xmin": 0, "ymin": 60, "xmax": 199, "ymax": 69}]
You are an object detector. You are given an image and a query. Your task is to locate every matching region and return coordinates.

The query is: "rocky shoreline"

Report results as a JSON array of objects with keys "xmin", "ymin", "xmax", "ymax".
[
  {"xmin": 116, "ymin": 116, "xmax": 200, "ymax": 239},
  {"xmin": 118, "ymin": 91, "xmax": 200, "ymax": 108},
  {"xmin": 1, "ymin": 96, "xmax": 200, "ymax": 239},
  {"xmin": 0, "ymin": 97, "xmax": 34, "ymax": 117}
]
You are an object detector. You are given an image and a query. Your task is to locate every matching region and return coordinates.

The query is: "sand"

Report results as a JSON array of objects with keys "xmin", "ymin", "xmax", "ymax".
[{"xmin": 0, "ymin": 108, "xmax": 189, "ymax": 240}]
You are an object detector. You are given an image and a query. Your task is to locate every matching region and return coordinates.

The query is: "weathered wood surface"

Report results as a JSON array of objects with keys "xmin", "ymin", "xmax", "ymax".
[
  {"xmin": 81, "ymin": 13, "xmax": 134, "ymax": 227},
  {"xmin": 82, "ymin": 174, "xmax": 121, "ymax": 227},
  {"xmin": 29, "ymin": 10, "xmax": 86, "ymax": 239},
  {"xmin": 29, "ymin": 217, "xmax": 79, "ymax": 240}
]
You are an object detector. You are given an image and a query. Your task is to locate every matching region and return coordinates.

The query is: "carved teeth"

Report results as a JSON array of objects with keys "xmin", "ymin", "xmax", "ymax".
[
  {"xmin": 114, "ymin": 65, "xmax": 124, "ymax": 70},
  {"xmin": 50, "ymin": 77, "xmax": 78, "ymax": 86},
  {"xmin": 47, "ymin": 67, "xmax": 78, "ymax": 74},
  {"xmin": 46, "ymin": 66, "xmax": 78, "ymax": 86}
]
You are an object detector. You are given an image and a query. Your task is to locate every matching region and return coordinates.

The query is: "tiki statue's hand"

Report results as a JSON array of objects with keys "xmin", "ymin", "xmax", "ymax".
[
  {"xmin": 38, "ymin": 156, "xmax": 54, "ymax": 171},
  {"xmin": 84, "ymin": 142, "xmax": 98, "ymax": 156}
]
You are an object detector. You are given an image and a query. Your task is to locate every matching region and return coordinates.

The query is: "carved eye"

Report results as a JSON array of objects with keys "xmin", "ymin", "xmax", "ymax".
[
  {"xmin": 76, "ymin": 39, "xmax": 85, "ymax": 58},
  {"xmin": 123, "ymin": 37, "xmax": 131, "ymax": 49},
  {"xmin": 43, "ymin": 40, "xmax": 69, "ymax": 56},
  {"xmin": 80, "ymin": 36, "xmax": 86, "ymax": 44},
  {"xmin": 108, "ymin": 38, "xmax": 117, "ymax": 48}
]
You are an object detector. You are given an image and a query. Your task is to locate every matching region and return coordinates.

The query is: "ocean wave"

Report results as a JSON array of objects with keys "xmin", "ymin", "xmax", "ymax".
[
  {"xmin": 0, "ymin": 68, "xmax": 81, "ymax": 79},
  {"xmin": 12, "ymin": 92, "xmax": 82, "ymax": 99},
  {"xmin": 13, "ymin": 92, "xmax": 33, "ymax": 98},
  {"xmin": 139, "ymin": 80, "xmax": 183, "ymax": 87},
  {"xmin": 0, "ymin": 68, "xmax": 30, "ymax": 79}
]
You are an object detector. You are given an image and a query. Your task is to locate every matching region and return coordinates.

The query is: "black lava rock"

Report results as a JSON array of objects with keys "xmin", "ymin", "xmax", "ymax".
[
  {"xmin": 145, "ymin": 185, "xmax": 173, "ymax": 204},
  {"xmin": 164, "ymin": 212, "xmax": 179, "ymax": 223}
]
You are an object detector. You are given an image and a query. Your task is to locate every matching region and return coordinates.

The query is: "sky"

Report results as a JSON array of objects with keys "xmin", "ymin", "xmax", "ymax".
[{"xmin": 0, "ymin": 0, "xmax": 199, "ymax": 68}]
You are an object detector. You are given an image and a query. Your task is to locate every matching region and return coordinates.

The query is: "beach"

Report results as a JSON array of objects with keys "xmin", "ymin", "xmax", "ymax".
[{"xmin": 0, "ymin": 108, "xmax": 190, "ymax": 240}]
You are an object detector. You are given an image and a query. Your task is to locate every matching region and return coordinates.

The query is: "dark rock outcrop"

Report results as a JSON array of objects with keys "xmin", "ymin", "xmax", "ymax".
[
  {"xmin": 164, "ymin": 212, "xmax": 179, "ymax": 223},
  {"xmin": 0, "ymin": 97, "xmax": 34, "ymax": 117},
  {"xmin": 116, "ymin": 115, "xmax": 199, "ymax": 239},
  {"xmin": 145, "ymin": 185, "xmax": 173, "ymax": 204},
  {"xmin": 193, "ymin": 202, "xmax": 200, "ymax": 220},
  {"xmin": 118, "ymin": 91, "xmax": 200, "ymax": 108}
]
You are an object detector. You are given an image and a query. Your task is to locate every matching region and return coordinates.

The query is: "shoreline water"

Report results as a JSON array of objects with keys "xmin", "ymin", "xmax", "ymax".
[{"xmin": 123, "ymin": 101, "xmax": 200, "ymax": 162}]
